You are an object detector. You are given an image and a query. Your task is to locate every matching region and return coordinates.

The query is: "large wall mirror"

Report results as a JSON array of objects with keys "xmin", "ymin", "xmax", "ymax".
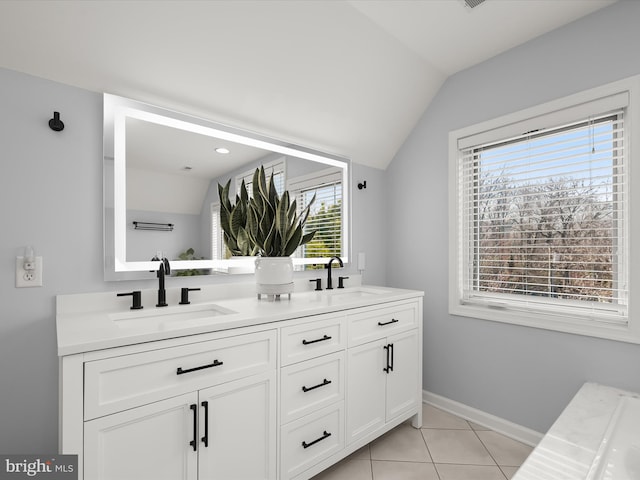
[{"xmin": 104, "ymin": 94, "xmax": 350, "ymax": 280}]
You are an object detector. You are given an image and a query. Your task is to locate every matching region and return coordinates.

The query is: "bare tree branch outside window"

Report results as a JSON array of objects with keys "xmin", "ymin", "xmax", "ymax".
[{"xmin": 469, "ymin": 115, "xmax": 622, "ymax": 305}]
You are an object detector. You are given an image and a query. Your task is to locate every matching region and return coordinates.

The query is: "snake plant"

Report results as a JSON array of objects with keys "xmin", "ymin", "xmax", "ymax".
[
  {"xmin": 218, "ymin": 166, "xmax": 316, "ymax": 257},
  {"xmin": 218, "ymin": 178, "xmax": 259, "ymax": 256}
]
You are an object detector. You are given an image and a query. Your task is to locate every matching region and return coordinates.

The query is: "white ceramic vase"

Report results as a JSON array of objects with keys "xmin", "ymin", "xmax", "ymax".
[{"xmin": 254, "ymin": 256, "xmax": 294, "ymax": 299}]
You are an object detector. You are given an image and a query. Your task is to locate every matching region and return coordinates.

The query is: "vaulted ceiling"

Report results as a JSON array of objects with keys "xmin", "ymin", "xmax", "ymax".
[{"xmin": 0, "ymin": 0, "xmax": 616, "ymax": 169}]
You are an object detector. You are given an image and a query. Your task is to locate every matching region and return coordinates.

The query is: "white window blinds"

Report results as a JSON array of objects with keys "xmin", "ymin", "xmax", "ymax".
[
  {"xmin": 210, "ymin": 203, "xmax": 222, "ymax": 260},
  {"xmin": 459, "ymin": 107, "xmax": 627, "ymax": 323},
  {"xmin": 289, "ymin": 168, "xmax": 343, "ymax": 261}
]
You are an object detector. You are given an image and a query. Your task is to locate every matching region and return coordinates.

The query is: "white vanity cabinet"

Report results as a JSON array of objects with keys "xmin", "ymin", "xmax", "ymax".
[
  {"xmin": 84, "ymin": 392, "xmax": 198, "ymax": 480},
  {"xmin": 279, "ymin": 314, "xmax": 347, "ymax": 479},
  {"xmin": 65, "ymin": 329, "xmax": 277, "ymax": 480},
  {"xmin": 84, "ymin": 372, "xmax": 276, "ymax": 480},
  {"xmin": 84, "ymin": 371, "xmax": 276, "ymax": 480},
  {"xmin": 197, "ymin": 372, "xmax": 276, "ymax": 480},
  {"xmin": 346, "ymin": 301, "xmax": 421, "ymax": 445},
  {"xmin": 58, "ymin": 289, "xmax": 423, "ymax": 480}
]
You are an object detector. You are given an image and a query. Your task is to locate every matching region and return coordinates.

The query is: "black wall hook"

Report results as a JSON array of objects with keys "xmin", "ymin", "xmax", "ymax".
[
  {"xmin": 49, "ymin": 111, "xmax": 64, "ymax": 132},
  {"xmin": 358, "ymin": 181, "xmax": 367, "ymax": 190}
]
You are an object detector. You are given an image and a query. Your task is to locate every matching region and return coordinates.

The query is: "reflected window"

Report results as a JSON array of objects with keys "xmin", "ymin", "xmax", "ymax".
[
  {"xmin": 210, "ymin": 203, "xmax": 223, "ymax": 261},
  {"xmin": 289, "ymin": 168, "xmax": 343, "ymax": 268}
]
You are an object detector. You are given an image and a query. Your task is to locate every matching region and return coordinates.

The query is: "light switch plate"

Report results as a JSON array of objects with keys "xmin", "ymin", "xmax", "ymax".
[{"xmin": 357, "ymin": 252, "xmax": 366, "ymax": 271}]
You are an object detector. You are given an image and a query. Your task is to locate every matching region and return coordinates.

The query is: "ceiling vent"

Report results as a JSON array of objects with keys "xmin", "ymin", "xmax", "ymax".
[{"xmin": 464, "ymin": 0, "xmax": 486, "ymax": 8}]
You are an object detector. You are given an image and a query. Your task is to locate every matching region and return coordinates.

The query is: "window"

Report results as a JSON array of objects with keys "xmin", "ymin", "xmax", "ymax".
[
  {"xmin": 210, "ymin": 203, "xmax": 222, "ymax": 261},
  {"xmin": 288, "ymin": 168, "xmax": 343, "ymax": 267},
  {"xmin": 449, "ymin": 78, "xmax": 640, "ymax": 343}
]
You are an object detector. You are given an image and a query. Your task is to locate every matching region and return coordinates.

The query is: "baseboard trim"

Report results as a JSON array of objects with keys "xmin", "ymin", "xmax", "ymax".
[{"xmin": 422, "ymin": 390, "xmax": 543, "ymax": 447}]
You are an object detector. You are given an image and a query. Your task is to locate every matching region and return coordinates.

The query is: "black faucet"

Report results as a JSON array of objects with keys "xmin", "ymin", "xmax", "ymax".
[
  {"xmin": 156, "ymin": 258, "xmax": 170, "ymax": 307},
  {"xmin": 326, "ymin": 256, "xmax": 343, "ymax": 290}
]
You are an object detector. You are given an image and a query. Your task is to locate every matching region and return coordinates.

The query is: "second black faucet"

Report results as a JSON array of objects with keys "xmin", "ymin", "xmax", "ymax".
[
  {"xmin": 156, "ymin": 258, "xmax": 170, "ymax": 307},
  {"xmin": 326, "ymin": 256, "xmax": 343, "ymax": 290}
]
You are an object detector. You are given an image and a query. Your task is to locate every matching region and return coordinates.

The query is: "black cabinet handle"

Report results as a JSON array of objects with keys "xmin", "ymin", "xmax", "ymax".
[
  {"xmin": 177, "ymin": 359, "xmax": 223, "ymax": 375},
  {"xmin": 302, "ymin": 379, "xmax": 332, "ymax": 393},
  {"xmin": 378, "ymin": 318, "xmax": 399, "ymax": 326},
  {"xmin": 383, "ymin": 344, "xmax": 391, "ymax": 373},
  {"xmin": 302, "ymin": 431, "xmax": 332, "ymax": 449},
  {"xmin": 302, "ymin": 334, "xmax": 331, "ymax": 345},
  {"xmin": 383, "ymin": 344, "xmax": 394, "ymax": 373},
  {"xmin": 201, "ymin": 401, "xmax": 209, "ymax": 447},
  {"xmin": 189, "ymin": 404, "xmax": 197, "ymax": 452}
]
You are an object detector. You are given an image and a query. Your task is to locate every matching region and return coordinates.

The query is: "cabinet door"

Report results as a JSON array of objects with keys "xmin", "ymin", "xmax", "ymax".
[
  {"xmin": 346, "ymin": 338, "xmax": 387, "ymax": 445},
  {"xmin": 84, "ymin": 392, "xmax": 198, "ymax": 480},
  {"xmin": 385, "ymin": 330, "xmax": 420, "ymax": 421},
  {"xmin": 198, "ymin": 371, "xmax": 276, "ymax": 480}
]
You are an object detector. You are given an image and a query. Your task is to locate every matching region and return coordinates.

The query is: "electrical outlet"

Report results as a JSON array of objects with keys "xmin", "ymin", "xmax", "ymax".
[{"xmin": 16, "ymin": 256, "xmax": 43, "ymax": 288}]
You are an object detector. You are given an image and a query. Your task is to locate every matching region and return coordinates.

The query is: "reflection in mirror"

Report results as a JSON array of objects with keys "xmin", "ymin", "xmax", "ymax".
[{"xmin": 104, "ymin": 94, "xmax": 350, "ymax": 280}]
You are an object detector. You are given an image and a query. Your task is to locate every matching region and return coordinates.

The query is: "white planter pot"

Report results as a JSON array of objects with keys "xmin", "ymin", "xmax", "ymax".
[{"xmin": 255, "ymin": 257, "xmax": 294, "ymax": 298}]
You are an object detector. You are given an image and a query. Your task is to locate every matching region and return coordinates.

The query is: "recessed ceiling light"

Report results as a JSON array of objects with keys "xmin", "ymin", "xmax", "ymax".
[{"xmin": 215, "ymin": 147, "xmax": 230, "ymax": 154}]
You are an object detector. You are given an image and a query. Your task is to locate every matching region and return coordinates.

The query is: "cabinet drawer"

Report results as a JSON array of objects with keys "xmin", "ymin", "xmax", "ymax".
[
  {"xmin": 280, "ymin": 402, "xmax": 344, "ymax": 480},
  {"xmin": 84, "ymin": 330, "xmax": 276, "ymax": 420},
  {"xmin": 281, "ymin": 315, "xmax": 345, "ymax": 366},
  {"xmin": 348, "ymin": 301, "xmax": 418, "ymax": 347},
  {"xmin": 281, "ymin": 352, "xmax": 344, "ymax": 425}
]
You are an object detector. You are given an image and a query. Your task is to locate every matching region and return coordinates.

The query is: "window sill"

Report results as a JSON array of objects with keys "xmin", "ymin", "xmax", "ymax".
[{"xmin": 449, "ymin": 302, "xmax": 640, "ymax": 345}]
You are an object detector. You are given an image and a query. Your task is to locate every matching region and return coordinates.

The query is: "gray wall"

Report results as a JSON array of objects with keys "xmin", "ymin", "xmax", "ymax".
[
  {"xmin": 0, "ymin": 66, "xmax": 387, "ymax": 453},
  {"xmin": 386, "ymin": 0, "xmax": 640, "ymax": 433}
]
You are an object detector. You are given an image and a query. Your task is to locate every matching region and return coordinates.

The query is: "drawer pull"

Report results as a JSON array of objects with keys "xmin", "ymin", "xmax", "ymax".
[
  {"xmin": 378, "ymin": 318, "xmax": 399, "ymax": 326},
  {"xmin": 301, "ymin": 378, "xmax": 332, "ymax": 393},
  {"xmin": 302, "ymin": 430, "xmax": 332, "ymax": 449},
  {"xmin": 176, "ymin": 359, "xmax": 223, "ymax": 375},
  {"xmin": 302, "ymin": 334, "xmax": 331, "ymax": 345},
  {"xmin": 189, "ymin": 404, "xmax": 198, "ymax": 452}
]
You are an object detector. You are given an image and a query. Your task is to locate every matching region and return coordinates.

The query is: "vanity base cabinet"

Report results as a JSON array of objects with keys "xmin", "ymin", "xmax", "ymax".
[
  {"xmin": 385, "ymin": 330, "xmax": 420, "ymax": 421},
  {"xmin": 278, "ymin": 314, "xmax": 347, "ymax": 480},
  {"xmin": 198, "ymin": 372, "xmax": 276, "ymax": 480},
  {"xmin": 84, "ymin": 393, "xmax": 198, "ymax": 480},
  {"xmin": 345, "ymin": 339, "xmax": 387, "ymax": 444},
  {"xmin": 60, "ymin": 295, "xmax": 423, "ymax": 480},
  {"xmin": 84, "ymin": 371, "xmax": 276, "ymax": 480},
  {"xmin": 346, "ymin": 330, "xmax": 420, "ymax": 446}
]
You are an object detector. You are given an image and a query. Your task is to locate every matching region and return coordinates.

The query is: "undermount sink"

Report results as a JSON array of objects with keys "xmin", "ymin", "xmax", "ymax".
[
  {"xmin": 322, "ymin": 287, "xmax": 393, "ymax": 302},
  {"xmin": 586, "ymin": 395, "xmax": 640, "ymax": 480},
  {"xmin": 109, "ymin": 303, "xmax": 236, "ymax": 327}
]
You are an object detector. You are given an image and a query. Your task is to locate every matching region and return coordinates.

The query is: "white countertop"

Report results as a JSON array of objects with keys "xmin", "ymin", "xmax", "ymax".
[
  {"xmin": 514, "ymin": 382, "xmax": 639, "ymax": 480},
  {"xmin": 56, "ymin": 282, "xmax": 423, "ymax": 356}
]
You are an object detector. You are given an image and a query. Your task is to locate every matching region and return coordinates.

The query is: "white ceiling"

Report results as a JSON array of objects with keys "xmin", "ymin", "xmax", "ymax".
[{"xmin": 0, "ymin": 0, "xmax": 617, "ymax": 169}]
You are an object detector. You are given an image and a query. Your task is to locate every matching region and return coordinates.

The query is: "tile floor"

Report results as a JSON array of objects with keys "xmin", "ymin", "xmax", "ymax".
[{"xmin": 311, "ymin": 404, "xmax": 534, "ymax": 480}]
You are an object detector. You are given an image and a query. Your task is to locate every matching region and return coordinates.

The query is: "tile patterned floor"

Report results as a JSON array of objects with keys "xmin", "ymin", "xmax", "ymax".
[{"xmin": 311, "ymin": 404, "xmax": 533, "ymax": 480}]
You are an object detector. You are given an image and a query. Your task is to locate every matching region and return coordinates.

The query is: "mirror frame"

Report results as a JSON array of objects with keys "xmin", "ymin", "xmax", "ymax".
[{"xmin": 104, "ymin": 93, "xmax": 351, "ymax": 280}]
